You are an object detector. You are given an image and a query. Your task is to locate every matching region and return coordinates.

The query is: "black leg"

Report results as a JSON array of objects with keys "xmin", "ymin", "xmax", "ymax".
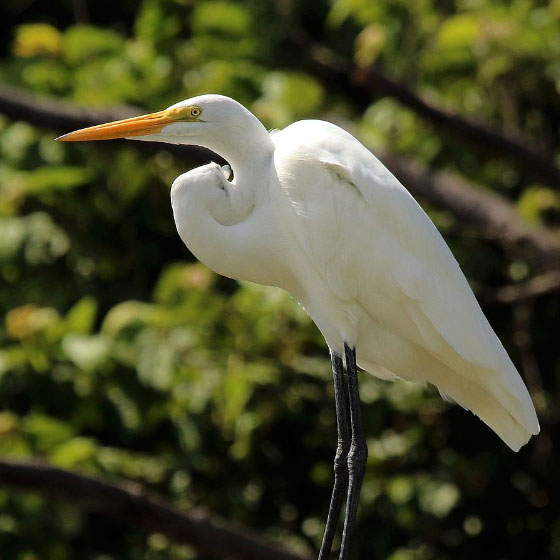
[
  {"xmin": 318, "ymin": 351, "xmax": 350, "ymax": 560},
  {"xmin": 339, "ymin": 344, "xmax": 368, "ymax": 560}
]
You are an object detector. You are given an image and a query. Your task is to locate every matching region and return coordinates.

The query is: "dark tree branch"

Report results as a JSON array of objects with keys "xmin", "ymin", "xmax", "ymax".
[
  {"xmin": 301, "ymin": 44, "xmax": 560, "ymax": 189},
  {"xmin": 0, "ymin": 457, "xmax": 310, "ymax": 560},
  {"xmin": 352, "ymin": 66, "xmax": 560, "ymax": 188},
  {"xmin": 476, "ymin": 270, "xmax": 560, "ymax": 304},
  {"xmin": 1, "ymin": 85, "xmax": 559, "ymax": 270},
  {"xmin": 0, "ymin": 85, "xmax": 219, "ymax": 167},
  {"xmin": 0, "ymin": 84, "xmax": 140, "ymax": 132}
]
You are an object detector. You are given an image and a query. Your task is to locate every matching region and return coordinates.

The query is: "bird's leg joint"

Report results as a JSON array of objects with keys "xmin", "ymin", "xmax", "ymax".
[
  {"xmin": 347, "ymin": 438, "xmax": 368, "ymax": 475},
  {"xmin": 334, "ymin": 439, "xmax": 350, "ymax": 475}
]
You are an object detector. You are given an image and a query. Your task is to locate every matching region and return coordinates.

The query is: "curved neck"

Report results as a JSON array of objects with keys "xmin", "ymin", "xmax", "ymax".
[
  {"xmin": 171, "ymin": 102, "xmax": 280, "ymax": 284},
  {"xmin": 196, "ymin": 107, "xmax": 274, "ymax": 202}
]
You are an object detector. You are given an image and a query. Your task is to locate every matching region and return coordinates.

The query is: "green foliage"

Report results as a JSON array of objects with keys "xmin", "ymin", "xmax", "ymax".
[{"xmin": 0, "ymin": 1, "xmax": 558, "ymax": 559}]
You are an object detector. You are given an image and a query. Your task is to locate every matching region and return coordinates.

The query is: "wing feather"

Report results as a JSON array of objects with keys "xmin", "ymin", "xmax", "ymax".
[{"xmin": 273, "ymin": 120, "xmax": 539, "ymax": 448}]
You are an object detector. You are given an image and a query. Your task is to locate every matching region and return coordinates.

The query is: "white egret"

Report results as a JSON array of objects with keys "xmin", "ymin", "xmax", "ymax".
[{"xmin": 57, "ymin": 94, "xmax": 539, "ymax": 559}]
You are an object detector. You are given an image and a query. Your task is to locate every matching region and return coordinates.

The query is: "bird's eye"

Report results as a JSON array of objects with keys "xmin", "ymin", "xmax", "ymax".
[{"xmin": 190, "ymin": 107, "xmax": 202, "ymax": 118}]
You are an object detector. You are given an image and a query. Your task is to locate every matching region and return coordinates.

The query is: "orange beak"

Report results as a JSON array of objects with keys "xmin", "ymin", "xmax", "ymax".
[{"xmin": 56, "ymin": 107, "xmax": 195, "ymax": 142}]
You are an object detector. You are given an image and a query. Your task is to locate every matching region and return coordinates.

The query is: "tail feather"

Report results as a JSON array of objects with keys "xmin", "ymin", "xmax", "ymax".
[
  {"xmin": 361, "ymin": 342, "xmax": 540, "ymax": 451},
  {"xmin": 415, "ymin": 338, "xmax": 540, "ymax": 451},
  {"xmin": 433, "ymin": 367, "xmax": 538, "ymax": 451},
  {"xmin": 430, "ymin": 349, "xmax": 540, "ymax": 450}
]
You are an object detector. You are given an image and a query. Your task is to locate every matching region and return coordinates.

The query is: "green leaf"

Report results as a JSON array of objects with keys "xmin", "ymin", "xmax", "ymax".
[
  {"xmin": 63, "ymin": 25, "xmax": 125, "ymax": 65},
  {"xmin": 190, "ymin": 2, "xmax": 256, "ymax": 60},
  {"xmin": 24, "ymin": 166, "xmax": 91, "ymax": 194},
  {"xmin": 101, "ymin": 301, "xmax": 154, "ymax": 336},
  {"xmin": 13, "ymin": 24, "xmax": 63, "ymax": 57},
  {"xmin": 135, "ymin": 0, "xmax": 182, "ymax": 44},
  {"xmin": 22, "ymin": 414, "xmax": 76, "ymax": 450},
  {"xmin": 65, "ymin": 297, "xmax": 98, "ymax": 335},
  {"xmin": 0, "ymin": 217, "xmax": 26, "ymax": 261},
  {"xmin": 61, "ymin": 334, "xmax": 109, "ymax": 372},
  {"xmin": 153, "ymin": 263, "xmax": 214, "ymax": 304},
  {"xmin": 435, "ymin": 14, "xmax": 481, "ymax": 49},
  {"xmin": 328, "ymin": 0, "xmax": 382, "ymax": 27},
  {"xmin": 418, "ymin": 479, "xmax": 460, "ymax": 517},
  {"xmin": 387, "ymin": 476, "xmax": 415, "ymax": 505},
  {"xmin": 256, "ymin": 72, "xmax": 323, "ymax": 128},
  {"xmin": 51, "ymin": 437, "xmax": 96, "ymax": 467},
  {"xmin": 192, "ymin": 2, "xmax": 252, "ymax": 37},
  {"xmin": 0, "ymin": 122, "xmax": 36, "ymax": 163},
  {"xmin": 518, "ymin": 186, "xmax": 560, "ymax": 224}
]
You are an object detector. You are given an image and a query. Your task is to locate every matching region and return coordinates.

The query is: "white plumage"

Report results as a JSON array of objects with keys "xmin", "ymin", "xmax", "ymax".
[
  {"xmin": 273, "ymin": 119, "xmax": 539, "ymax": 450},
  {"xmin": 59, "ymin": 94, "xmax": 540, "ymax": 452},
  {"xmin": 169, "ymin": 98, "xmax": 539, "ymax": 452},
  {"xmin": 57, "ymin": 94, "xmax": 540, "ymax": 558}
]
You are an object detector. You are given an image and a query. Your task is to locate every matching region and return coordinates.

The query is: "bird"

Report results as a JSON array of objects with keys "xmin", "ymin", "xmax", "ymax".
[{"xmin": 57, "ymin": 94, "xmax": 539, "ymax": 559}]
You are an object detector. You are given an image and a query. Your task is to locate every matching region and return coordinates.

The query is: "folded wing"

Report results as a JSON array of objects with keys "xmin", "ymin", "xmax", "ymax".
[{"xmin": 273, "ymin": 120, "xmax": 539, "ymax": 450}]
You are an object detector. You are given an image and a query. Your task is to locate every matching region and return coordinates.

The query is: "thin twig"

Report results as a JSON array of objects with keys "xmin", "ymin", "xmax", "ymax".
[{"xmin": 0, "ymin": 457, "xmax": 310, "ymax": 560}]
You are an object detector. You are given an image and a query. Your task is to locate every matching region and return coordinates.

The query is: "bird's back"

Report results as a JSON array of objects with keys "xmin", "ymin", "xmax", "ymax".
[{"xmin": 271, "ymin": 120, "xmax": 539, "ymax": 451}]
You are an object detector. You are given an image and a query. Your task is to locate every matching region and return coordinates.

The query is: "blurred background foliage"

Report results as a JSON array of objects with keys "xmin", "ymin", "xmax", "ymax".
[{"xmin": 0, "ymin": 0, "xmax": 559, "ymax": 559}]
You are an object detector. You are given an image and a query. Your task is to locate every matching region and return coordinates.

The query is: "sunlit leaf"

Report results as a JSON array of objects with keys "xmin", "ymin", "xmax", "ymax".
[
  {"xmin": 5, "ymin": 305, "xmax": 61, "ymax": 340},
  {"xmin": 62, "ymin": 334, "xmax": 109, "ymax": 372},
  {"xmin": 13, "ymin": 24, "xmax": 62, "ymax": 57},
  {"xmin": 65, "ymin": 297, "xmax": 98, "ymax": 335},
  {"xmin": 51, "ymin": 437, "xmax": 96, "ymax": 467},
  {"xmin": 435, "ymin": 14, "xmax": 480, "ymax": 49},
  {"xmin": 22, "ymin": 414, "xmax": 76, "ymax": 449},
  {"xmin": 192, "ymin": 2, "xmax": 252, "ymax": 37},
  {"xmin": 24, "ymin": 166, "xmax": 91, "ymax": 194},
  {"xmin": 63, "ymin": 25, "xmax": 125, "ymax": 65},
  {"xmin": 354, "ymin": 23, "xmax": 387, "ymax": 67}
]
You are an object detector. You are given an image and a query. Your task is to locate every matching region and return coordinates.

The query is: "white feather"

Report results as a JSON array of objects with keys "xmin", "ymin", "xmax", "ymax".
[
  {"xmin": 153, "ymin": 96, "xmax": 538, "ymax": 451},
  {"xmin": 271, "ymin": 120, "xmax": 539, "ymax": 451}
]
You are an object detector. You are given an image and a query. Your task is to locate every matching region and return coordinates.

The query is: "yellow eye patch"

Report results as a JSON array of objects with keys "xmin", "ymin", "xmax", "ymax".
[{"xmin": 166, "ymin": 105, "xmax": 203, "ymax": 120}]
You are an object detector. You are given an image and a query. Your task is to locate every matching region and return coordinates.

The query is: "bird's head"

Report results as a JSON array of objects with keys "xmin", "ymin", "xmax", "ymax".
[{"xmin": 56, "ymin": 94, "xmax": 255, "ymax": 147}]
